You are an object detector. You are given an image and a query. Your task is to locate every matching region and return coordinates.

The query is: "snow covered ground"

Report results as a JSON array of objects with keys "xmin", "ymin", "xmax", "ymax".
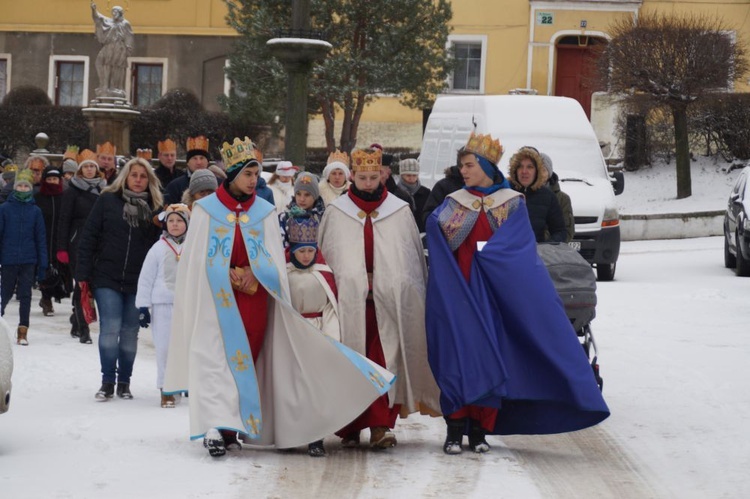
[{"xmin": 1, "ymin": 160, "xmax": 748, "ymax": 498}]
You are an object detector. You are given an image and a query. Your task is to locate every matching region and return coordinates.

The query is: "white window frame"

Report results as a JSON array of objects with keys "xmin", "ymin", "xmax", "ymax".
[
  {"xmin": 126, "ymin": 57, "xmax": 169, "ymax": 106},
  {"xmin": 48, "ymin": 55, "xmax": 90, "ymax": 106},
  {"xmin": 224, "ymin": 59, "xmax": 231, "ymax": 97},
  {"xmin": 0, "ymin": 53, "xmax": 11, "ymax": 102},
  {"xmin": 446, "ymin": 34, "xmax": 487, "ymax": 94}
]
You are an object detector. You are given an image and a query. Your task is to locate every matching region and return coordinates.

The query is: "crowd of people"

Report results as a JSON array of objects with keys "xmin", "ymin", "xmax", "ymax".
[{"xmin": 0, "ymin": 132, "xmax": 607, "ymax": 458}]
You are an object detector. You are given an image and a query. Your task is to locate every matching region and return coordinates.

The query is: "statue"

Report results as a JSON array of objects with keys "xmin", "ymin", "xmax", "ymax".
[{"xmin": 90, "ymin": 2, "xmax": 134, "ymax": 99}]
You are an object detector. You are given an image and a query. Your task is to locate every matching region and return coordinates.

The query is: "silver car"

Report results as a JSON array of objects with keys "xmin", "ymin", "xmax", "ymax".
[{"xmin": 724, "ymin": 166, "xmax": 750, "ymax": 276}]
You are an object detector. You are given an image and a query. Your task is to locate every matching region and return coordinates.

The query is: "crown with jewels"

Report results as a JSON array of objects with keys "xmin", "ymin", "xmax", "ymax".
[
  {"xmin": 287, "ymin": 216, "xmax": 319, "ymax": 247},
  {"xmin": 77, "ymin": 149, "xmax": 98, "ymax": 164},
  {"xmin": 186, "ymin": 136, "xmax": 209, "ymax": 153},
  {"xmin": 136, "ymin": 148, "xmax": 153, "ymax": 160},
  {"xmin": 464, "ymin": 132, "xmax": 504, "ymax": 165},
  {"xmin": 327, "ymin": 149, "xmax": 350, "ymax": 167},
  {"xmin": 350, "ymin": 148, "xmax": 382, "ymax": 172},
  {"xmin": 157, "ymin": 138, "xmax": 177, "ymax": 154},
  {"xmin": 220, "ymin": 137, "xmax": 260, "ymax": 171},
  {"xmin": 63, "ymin": 145, "xmax": 80, "ymax": 161},
  {"xmin": 96, "ymin": 141, "xmax": 116, "ymax": 157}
]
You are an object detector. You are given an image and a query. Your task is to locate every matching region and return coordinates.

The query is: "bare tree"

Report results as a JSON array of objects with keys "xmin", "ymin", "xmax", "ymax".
[{"xmin": 599, "ymin": 12, "xmax": 748, "ymax": 198}]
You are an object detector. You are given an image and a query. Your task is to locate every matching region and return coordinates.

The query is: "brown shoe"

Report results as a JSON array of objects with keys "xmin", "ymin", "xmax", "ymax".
[
  {"xmin": 340, "ymin": 432, "xmax": 361, "ymax": 448},
  {"xmin": 369, "ymin": 426, "xmax": 397, "ymax": 449},
  {"xmin": 161, "ymin": 392, "xmax": 176, "ymax": 408},
  {"xmin": 40, "ymin": 298, "xmax": 54, "ymax": 317},
  {"xmin": 16, "ymin": 326, "xmax": 28, "ymax": 346}
]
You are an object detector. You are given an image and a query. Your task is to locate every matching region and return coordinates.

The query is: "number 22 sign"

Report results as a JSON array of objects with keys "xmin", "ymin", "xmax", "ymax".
[{"xmin": 536, "ymin": 12, "xmax": 554, "ymax": 26}]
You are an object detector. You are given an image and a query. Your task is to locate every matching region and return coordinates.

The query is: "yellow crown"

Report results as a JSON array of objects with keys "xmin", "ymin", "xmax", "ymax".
[
  {"xmin": 96, "ymin": 141, "xmax": 116, "ymax": 157},
  {"xmin": 63, "ymin": 145, "xmax": 80, "ymax": 161},
  {"xmin": 186, "ymin": 135, "xmax": 209, "ymax": 153},
  {"xmin": 3, "ymin": 164, "xmax": 18, "ymax": 173},
  {"xmin": 327, "ymin": 149, "xmax": 350, "ymax": 167},
  {"xmin": 350, "ymin": 148, "xmax": 382, "ymax": 172},
  {"xmin": 157, "ymin": 138, "xmax": 177, "ymax": 154},
  {"xmin": 220, "ymin": 137, "xmax": 260, "ymax": 171},
  {"xmin": 136, "ymin": 149, "xmax": 153, "ymax": 160},
  {"xmin": 465, "ymin": 132, "xmax": 504, "ymax": 165}
]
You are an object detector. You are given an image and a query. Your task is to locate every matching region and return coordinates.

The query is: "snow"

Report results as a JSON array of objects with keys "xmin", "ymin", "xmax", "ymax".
[{"xmin": 2, "ymin": 158, "xmax": 749, "ymax": 498}]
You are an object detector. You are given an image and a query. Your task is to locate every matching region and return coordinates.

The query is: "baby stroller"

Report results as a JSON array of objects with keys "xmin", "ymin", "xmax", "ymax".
[{"xmin": 537, "ymin": 243, "xmax": 603, "ymax": 391}]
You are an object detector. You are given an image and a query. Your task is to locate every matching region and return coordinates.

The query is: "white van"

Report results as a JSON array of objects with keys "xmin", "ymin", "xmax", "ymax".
[{"xmin": 419, "ymin": 95, "xmax": 624, "ymax": 280}]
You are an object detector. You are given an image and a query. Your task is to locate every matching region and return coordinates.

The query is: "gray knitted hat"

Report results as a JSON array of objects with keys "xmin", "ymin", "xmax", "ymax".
[
  {"xmin": 188, "ymin": 169, "xmax": 218, "ymax": 196},
  {"xmin": 399, "ymin": 158, "xmax": 420, "ymax": 174},
  {"xmin": 294, "ymin": 172, "xmax": 320, "ymax": 200}
]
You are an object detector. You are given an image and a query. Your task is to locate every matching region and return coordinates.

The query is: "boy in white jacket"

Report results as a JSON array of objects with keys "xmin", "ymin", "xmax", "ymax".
[{"xmin": 135, "ymin": 204, "xmax": 190, "ymax": 408}]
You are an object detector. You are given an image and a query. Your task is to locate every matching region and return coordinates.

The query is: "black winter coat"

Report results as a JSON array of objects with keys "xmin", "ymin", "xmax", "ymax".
[
  {"xmin": 75, "ymin": 192, "xmax": 160, "ymax": 294},
  {"xmin": 421, "ymin": 165, "xmax": 464, "ymax": 227},
  {"xmin": 515, "ymin": 185, "xmax": 567, "ymax": 243},
  {"xmin": 57, "ymin": 184, "xmax": 101, "ymax": 269},
  {"xmin": 154, "ymin": 164, "xmax": 183, "ymax": 193},
  {"xmin": 34, "ymin": 190, "xmax": 64, "ymax": 262}
]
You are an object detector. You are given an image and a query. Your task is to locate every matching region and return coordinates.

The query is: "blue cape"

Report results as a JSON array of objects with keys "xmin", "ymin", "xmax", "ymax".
[{"xmin": 425, "ymin": 196, "xmax": 609, "ymax": 435}]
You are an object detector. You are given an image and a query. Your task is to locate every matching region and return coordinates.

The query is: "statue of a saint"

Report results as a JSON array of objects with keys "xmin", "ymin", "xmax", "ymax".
[{"xmin": 90, "ymin": 2, "xmax": 134, "ymax": 99}]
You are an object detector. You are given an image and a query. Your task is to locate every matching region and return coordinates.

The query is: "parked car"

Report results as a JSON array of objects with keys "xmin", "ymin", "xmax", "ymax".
[
  {"xmin": 0, "ymin": 317, "xmax": 13, "ymax": 414},
  {"xmin": 724, "ymin": 166, "xmax": 750, "ymax": 276}
]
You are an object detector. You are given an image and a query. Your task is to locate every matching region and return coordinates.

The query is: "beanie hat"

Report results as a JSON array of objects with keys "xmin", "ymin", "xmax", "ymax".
[
  {"xmin": 322, "ymin": 161, "xmax": 350, "ymax": 182},
  {"xmin": 399, "ymin": 158, "xmax": 420, "ymax": 175},
  {"xmin": 540, "ymin": 152, "xmax": 553, "ymax": 179},
  {"xmin": 275, "ymin": 161, "xmax": 298, "ymax": 178},
  {"xmin": 158, "ymin": 203, "xmax": 191, "ymax": 228},
  {"xmin": 294, "ymin": 172, "xmax": 320, "ymax": 200},
  {"xmin": 2, "ymin": 164, "xmax": 18, "ymax": 183},
  {"xmin": 62, "ymin": 159, "xmax": 79, "ymax": 174},
  {"xmin": 188, "ymin": 169, "xmax": 218, "ymax": 196},
  {"xmin": 42, "ymin": 166, "xmax": 63, "ymax": 182},
  {"xmin": 15, "ymin": 169, "xmax": 34, "ymax": 189}
]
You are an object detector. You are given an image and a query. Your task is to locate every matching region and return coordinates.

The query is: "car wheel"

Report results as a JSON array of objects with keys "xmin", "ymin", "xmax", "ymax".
[
  {"xmin": 736, "ymin": 232, "xmax": 750, "ymax": 277},
  {"xmin": 725, "ymin": 232, "xmax": 737, "ymax": 269},
  {"xmin": 597, "ymin": 262, "xmax": 616, "ymax": 281}
]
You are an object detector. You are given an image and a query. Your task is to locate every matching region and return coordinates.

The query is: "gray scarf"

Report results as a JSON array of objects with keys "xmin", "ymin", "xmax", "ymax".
[
  {"xmin": 121, "ymin": 189, "xmax": 152, "ymax": 228},
  {"xmin": 71, "ymin": 175, "xmax": 106, "ymax": 194},
  {"xmin": 398, "ymin": 178, "xmax": 421, "ymax": 196}
]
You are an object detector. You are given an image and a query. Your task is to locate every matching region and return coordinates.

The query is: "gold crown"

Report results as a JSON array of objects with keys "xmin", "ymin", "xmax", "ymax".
[
  {"xmin": 350, "ymin": 148, "xmax": 382, "ymax": 172},
  {"xmin": 220, "ymin": 137, "xmax": 260, "ymax": 171},
  {"xmin": 186, "ymin": 135, "xmax": 209, "ymax": 153},
  {"xmin": 136, "ymin": 148, "xmax": 153, "ymax": 160},
  {"xmin": 3, "ymin": 164, "xmax": 18, "ymax": 173},
  {"xmin": 465, "ymin": 132, "xmax": 504, "ymax": 165},
  {"xmin": 78, "ymin": 149, "xmax": 98, "ymax": 164},
  {"xmin": 157, "ymin": 138, "xmax": 177, "ymax": 154},
  {"xmin": 63, "ymin": 145, "xmax": 80, "ymax": 161},
  {"xmin": 96, "ymin": 141, "xmax": 116, "ymax": 157},
  {"xmin": 327, "ymin": 149, "xmax": 350, "ymax": 166}
]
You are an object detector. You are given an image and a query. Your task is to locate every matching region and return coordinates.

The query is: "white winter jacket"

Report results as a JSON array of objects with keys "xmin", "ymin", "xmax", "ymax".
[{"xmin": 135, "ymin": 237, "xmax": 183, "ymax": 307}]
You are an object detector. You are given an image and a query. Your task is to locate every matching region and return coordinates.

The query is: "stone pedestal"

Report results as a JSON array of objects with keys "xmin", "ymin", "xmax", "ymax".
[{"xmin": 82, "ymin": 101, "xmax": 140, "ymax": 155}]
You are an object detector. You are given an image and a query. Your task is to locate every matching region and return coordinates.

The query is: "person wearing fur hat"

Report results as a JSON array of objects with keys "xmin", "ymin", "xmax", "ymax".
[
  {"xmin": 0, "ymin": 169, "xmax": 48, "ymax": 346},
  {"xmin": 180, "ymin": 168, "xmax": 218, "ymax": 210},
  {"xmin": 136, "ymin": 204, "xmax": 190, "ymax": 408},
  {"xmin": 57, "ymin": 150, "xmax": 107, "ymax": 343},
  {"xmin": 278, "ymin": 171, "xmax": 325, "ymax": 248},
  {"xmin": 35, "ymin": 166, "xmax": 70, "ymax": 317},
  {"xmin": 163, "ymin": 136, "xmax": 210, "ymax": 205},
  {"xmin": 163, "ymin": 137, "xmax": 395, "ymax": 458},
  {"xmin": 508, "ymin": 146, "xmax": 567, "ymax": 243},
  {"xmin": 268, "ymin": 161, "xmax": 298, "ymax": 213},
  {"xmin": 425, "ymin": 132, "xmax": 609, "ymax": 455},
  {"xmin": 397, "ymin": 158, "xmax": 431, "ymax": 232},
  {"xmin": 318, "ymin": 150, "xmax": 351, "ymax": 206},
  {"xmin": 540, "ymin": 152, "xmax": 575, "ymax": 242},
  {"xmin": 76, "ymin": 158, "xmax": 163, "ymax": 400}
]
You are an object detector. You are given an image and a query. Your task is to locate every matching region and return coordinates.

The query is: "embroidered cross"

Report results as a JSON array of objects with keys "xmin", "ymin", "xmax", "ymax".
[
  {"xmin": 369, "ymin": 371, "xmax": 385, "ymax": 388},
  {"xmin": 216, "ymin": 288, "xmax": 232, "ymax": 308},
  {"xmin": 227, "ymin": 213, "xmax": 250, "ymax": 224},
  {"xmin": 247, "ymin": 414, "xmax": 260, "ymax": 435},
  {"xmin": 231, "ymin": 349, "xmax": 249, "ymax": 372}
]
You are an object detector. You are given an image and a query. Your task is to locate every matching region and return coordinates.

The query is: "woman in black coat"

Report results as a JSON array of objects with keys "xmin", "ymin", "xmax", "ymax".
[
  {"xmin": 57, "ymin": 157, "xmax": 107, "ymax": 343},
  {"xmin": 76, "ymin": 158, "xmax": 162, "ymax": 400},
  {"xmin": 34, "ymin": 166, "xmax": 67, "ymax": 317}
]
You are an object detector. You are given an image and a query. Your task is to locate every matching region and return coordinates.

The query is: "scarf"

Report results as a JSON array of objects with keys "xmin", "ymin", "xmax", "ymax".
[
  {"xmin": 121, "ymin": 189, "xmax": 152, "ymax": 228},
  {"xmin": 164, "ymin": 232, "xmax": 186, "ymax": 245},
  {"xmin": 290, "ymin": 249, "xmax": 318, "ymax": 270},
  {"xmin": 326, "ymin": 181, "xmax": 349, "ymax": 197},
  {"xmin": 398, "ymin": 178, "xmax": 421, "ymax": 196},
  {"xmin": 12, "ymin": 190, "xmax": 33, "ymax": 203},
  {"xmin": 348, "ymin": 183, "xmax": 386, "ymax": 210},
  {"xmin": 40, "ymin": 182, "xmax": 64, "ymax": 196},
  {"xmin": 71, "ymin": 176, "xmax": 106, "ymax": 195}
]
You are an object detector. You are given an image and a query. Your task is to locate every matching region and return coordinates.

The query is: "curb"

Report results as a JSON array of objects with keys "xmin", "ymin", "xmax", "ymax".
[{"xmin": 619, "ymin": 210, "xmax": 724, "ymax": 241}]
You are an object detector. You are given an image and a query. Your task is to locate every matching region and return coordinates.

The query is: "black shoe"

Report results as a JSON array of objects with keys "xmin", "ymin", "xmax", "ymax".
[
  {"xmin": 443, "ymin": 418, "xmax": 465, "ymax": 455},
  {"xmin": 203, "ymin": 428, "xmax": 226, "ymax": 457},
  {"xmin": 70, "ymin": 324, "xmax": 80, "ymax": 338},
  {"xmin": 468, "ymin": 421, "xmax": 490, "ymax": 453},
  {"xmin": 116, "ymin": 383, "xmax": 133, "ymax": 399},
  {"xmin": 79, "ymin": 327, "xmax": 92, "ymax": 344},
  {"xmin": 95, "ymin": 383, "xmax": 115, "ymax": 400},
  {"xmin": 308, "ymin": 440, "xmax": 326, "ymax": 457}
]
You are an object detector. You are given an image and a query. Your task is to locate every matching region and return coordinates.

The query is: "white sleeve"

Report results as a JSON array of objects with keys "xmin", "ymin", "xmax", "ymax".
[{"xmin": 135, "ymin": 244, "xmax": 161, "ymax": 308}]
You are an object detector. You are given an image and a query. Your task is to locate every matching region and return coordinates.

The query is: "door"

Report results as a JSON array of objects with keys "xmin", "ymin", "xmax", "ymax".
[{"xmin": 555, "ymin": 37, "xmax": 603, "ymax": 119}]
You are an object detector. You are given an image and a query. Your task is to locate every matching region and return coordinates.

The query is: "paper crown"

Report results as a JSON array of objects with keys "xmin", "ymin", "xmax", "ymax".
[
  {"xmin": 3, "ymin": 164, "xmax": 18, "ymax": 173},
  {"xmin": 186, "ymin": 135, "xmax": 209, "ymax": 153},
  {"xmin": 96, "ymin": 141, "xmax": 116, "ymax": 156},
  {"xmin": 464, "ymin": 132, "xmax": 503, "ymax": 165},
  {"xmin": 77, "ymin": 149, "xmax": 98, "ymax": 164},
  {"xmin": 350, "ymin": 148, "xmax": 382, "ymax": 172},
  {"xmin": 327, "ymin": 149, "xmax": 350, "ymax": 167},
  {"xmin": 220, "ymin": 137, "xmax": 260, "ymax": 171},
  {"xmin": 287, "ymin": 216, "xmax": 319, "ymax": 246},
  {"xmin": 157, "ymin": 138, "xmax": 177, "ymax": 154},
  {"xmin": 63, "ymin": 145, "xmax": 80, "ymax": 161},
  {"xmin": 136, "ymin": 149, "xmax": 153, "ymax": 160}
]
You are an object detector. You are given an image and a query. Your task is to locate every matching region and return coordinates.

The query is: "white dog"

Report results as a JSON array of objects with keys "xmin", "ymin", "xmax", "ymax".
[{"xmin": 0, "ymin": 317, "xmax": 13, "ymax": 414}]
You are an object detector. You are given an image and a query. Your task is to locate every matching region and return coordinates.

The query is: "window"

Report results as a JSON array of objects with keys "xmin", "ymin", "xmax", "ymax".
[
  {"xmin": 0, "ymin": 56, "xmax": 8, "ymax": 103},
  {"xmin": 131, "ymin": 63, "xmax": 163, "ymax": 107},
  {"xmin": 447, "ymin": 35, "xmax": 486, "ymax": 94},
  {"xmin": 55, "ymin": 61, "xmax": 85, "ymax": 106}
]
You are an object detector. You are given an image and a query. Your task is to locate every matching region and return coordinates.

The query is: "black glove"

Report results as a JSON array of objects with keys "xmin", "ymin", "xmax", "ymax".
[{"xmin": 139, "ymin": 307, "xmax": 151, "ymax": 328}]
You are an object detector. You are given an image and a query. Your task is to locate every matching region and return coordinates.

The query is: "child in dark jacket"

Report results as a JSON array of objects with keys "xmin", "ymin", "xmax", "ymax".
[{"xmin": 0, "ymin": 169, "xmax": 48, "ymax": 345}]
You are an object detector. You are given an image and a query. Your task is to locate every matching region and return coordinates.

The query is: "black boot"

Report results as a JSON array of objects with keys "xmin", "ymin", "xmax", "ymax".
[
  {"xmin": 116, "ymin": 383, "xmax": 133, "ymax": 399},
  {"xmin": 468, "ymin": 420, "xmax": 490, "ymax": 453},
  {"xmin": 95, "ymin": 383, "xmax": 115, "ymax": 400},
  {"xmin": 79, "ymin": 326, "xmax": 92, "ymax": 344},
  {"xmin": 69, "ymin": 314, "xmax": 80, "ymax": 338},
  {"xmin": 203, "ymin": 428, "xmax": 226, "ymax": 457},
  {"xmin": 308, "ymin": 440, "xmax": 326, "ymax": 457},
  {"xmin": 443, "ymin": 418, "xmax": 465, "ymax": 455}
]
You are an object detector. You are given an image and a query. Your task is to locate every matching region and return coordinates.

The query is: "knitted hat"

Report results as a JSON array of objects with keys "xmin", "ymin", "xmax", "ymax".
[
  {"xmin": 62, "ymin": 159, "xmax": 79, "ymax": 174},
  {"xmin": 399, "ymin": 158, "xmax": 420, "ymax": 174},
  {"xmin": 42, "ymin": 166, "xmax": 63, "ymax": 182},
  {"xmin": 540, "ymin": 152, "xmax": 553, "ymax": 179},
  {"xmin": 275, "ymin": 161, "xmax": 298, "ymax": 178},
  {"xmin": 287, "ymin": 216, "xmax": 319, "ymax": 252},
  {"xmin": 322, "ymin": 161, "xmax": 350, "ymax": 181},
  {"xmin": 15, "ymin": 169, "xmax": 34, "ymax": 189},
  {"xmin": 188, "ymin": 169, "xmax": 218, "ymax": 196},
  {"xmin": 220, "ymin": 137, "xmax": 261, "ymax": 184},
  {"xmin": 294, "ymin": 172, "xmax": 319, "ymax": 200}
]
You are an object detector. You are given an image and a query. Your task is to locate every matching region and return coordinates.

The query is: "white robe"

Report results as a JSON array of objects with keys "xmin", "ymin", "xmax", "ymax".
[
  {"xmin": 319, "ymin": 192, "xmax": 441, "ymax": 417},
  {"xmin": 286, "ymin": 262, "xmax": 340, "ymax": 341},
  {"xmin": 163, "ymin": 194, "xmax": 394, "ymax": 448},
  {"xmin": 269, "ymin": 180, "xmax": 294, "ymax": 213}
]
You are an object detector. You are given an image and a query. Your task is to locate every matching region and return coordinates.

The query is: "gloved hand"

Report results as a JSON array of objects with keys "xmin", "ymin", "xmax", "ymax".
[
  {"xmin": 56, "ymin": 250, "xmax": 70, "ymax": 264},
  {"xmin": 139, "ymin": 307, "xmax": 151, "ymax": 328}
]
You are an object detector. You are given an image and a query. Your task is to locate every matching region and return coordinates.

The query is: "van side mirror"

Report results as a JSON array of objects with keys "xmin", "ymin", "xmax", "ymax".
[{"xmin": 611, "ymin": 171, "xmax": 624, "ymax": 196}]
